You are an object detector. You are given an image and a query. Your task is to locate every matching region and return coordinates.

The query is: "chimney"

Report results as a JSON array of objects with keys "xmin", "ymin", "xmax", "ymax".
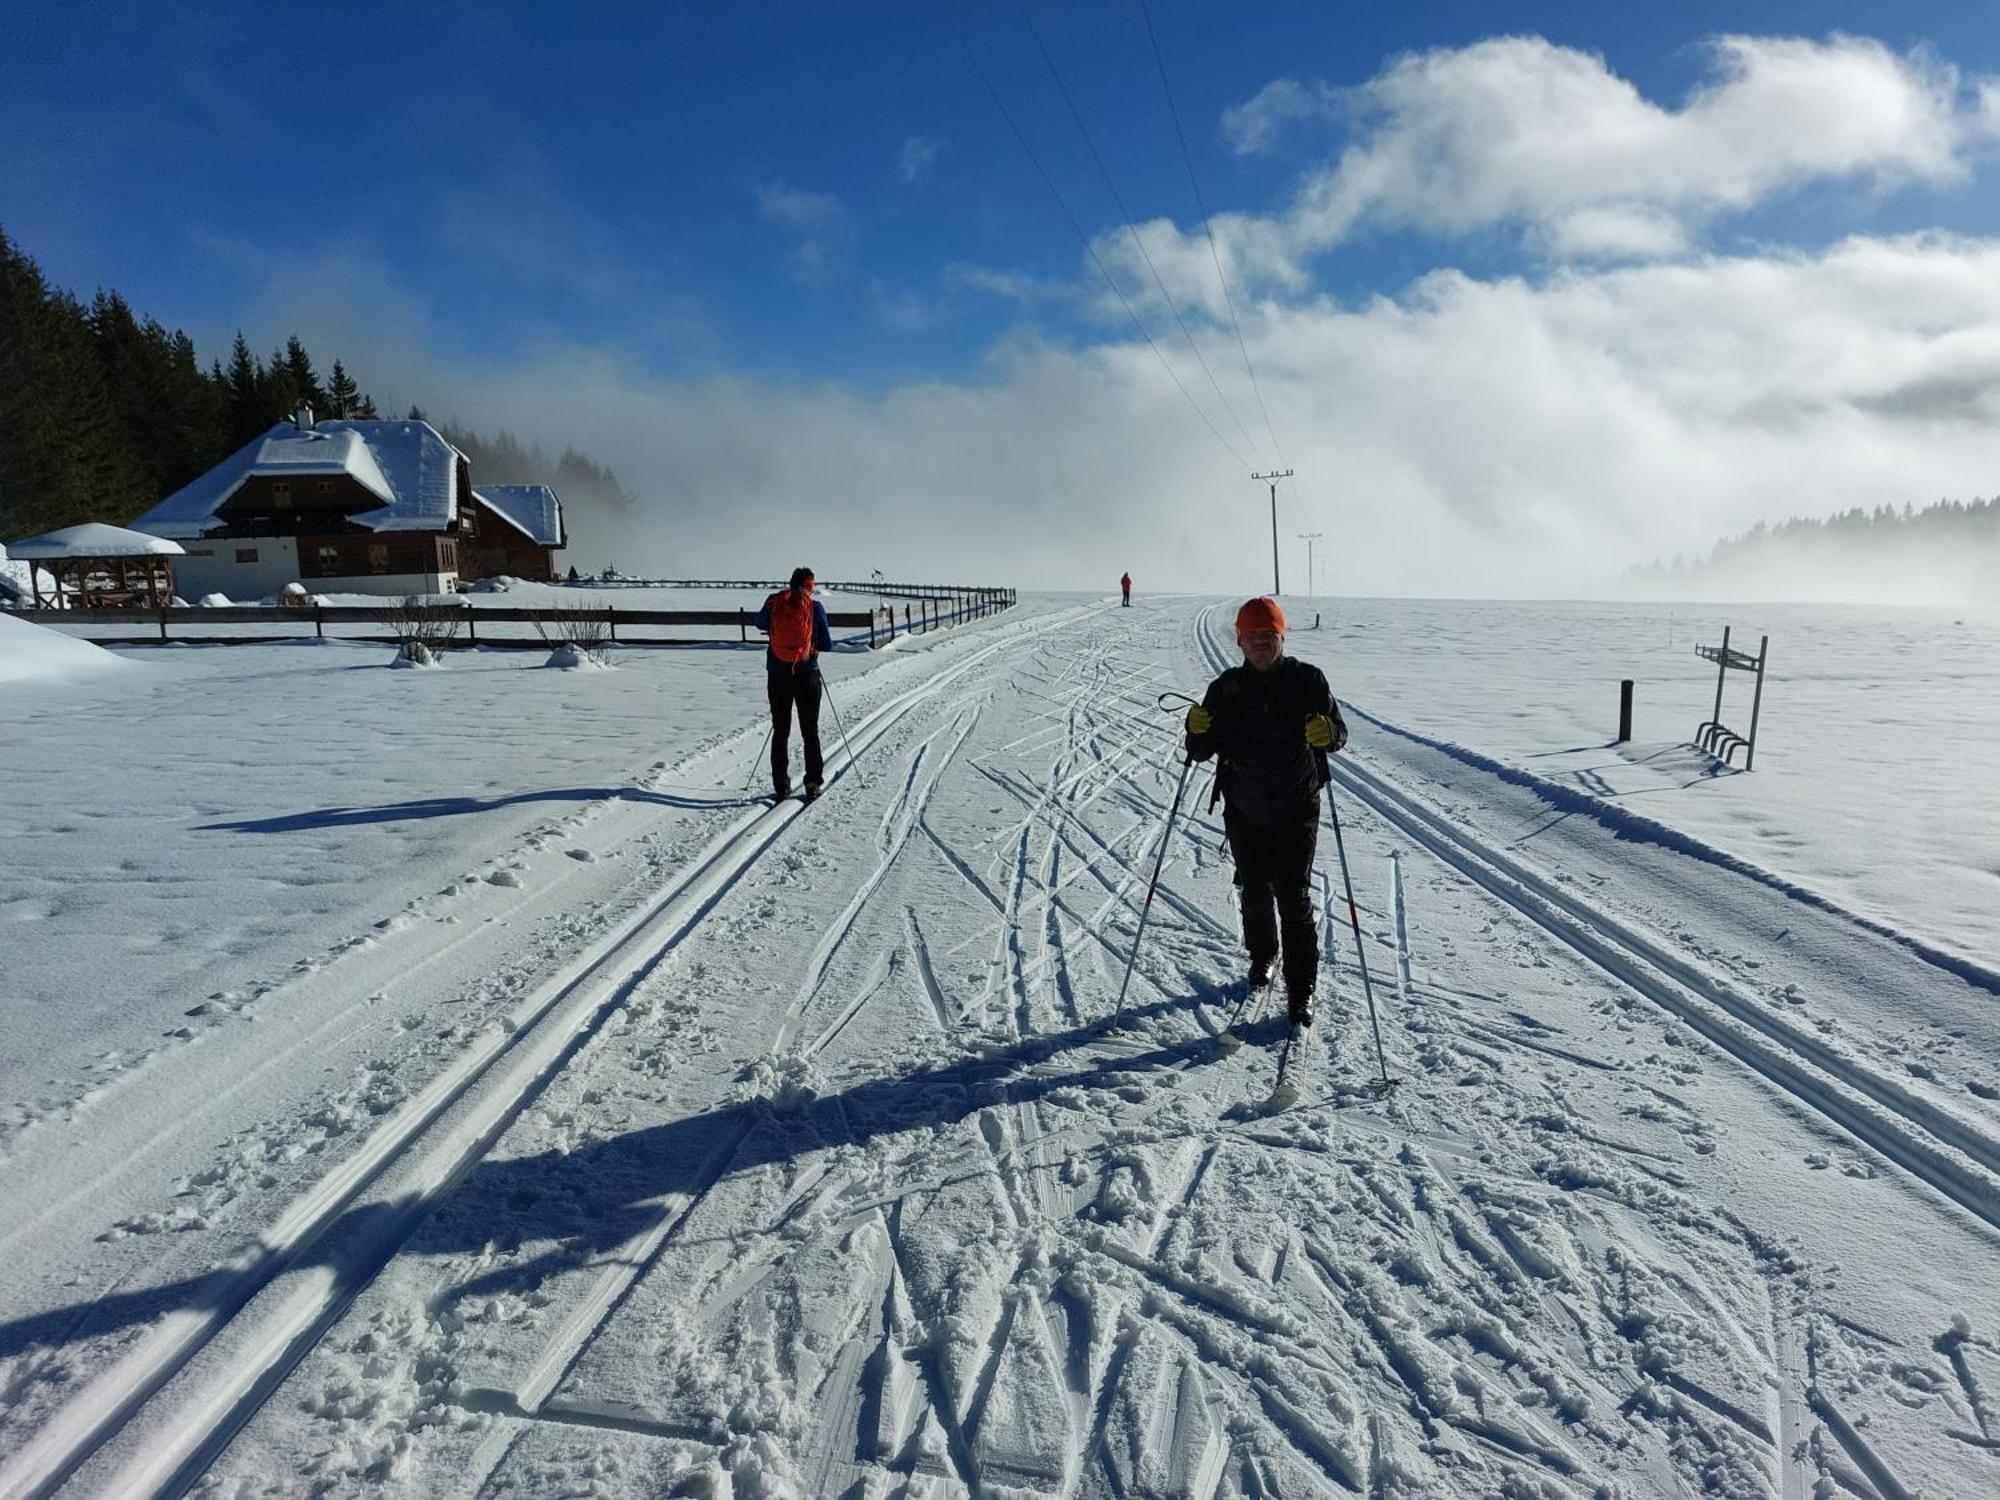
[{"xmin": 296, "ymin": 404, "xmax": 315, "ymax": 431}]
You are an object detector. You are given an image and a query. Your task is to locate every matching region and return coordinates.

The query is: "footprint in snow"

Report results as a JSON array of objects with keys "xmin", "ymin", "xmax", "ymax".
[
  {"xmin": 564, "ymin": 847, "xmax": 596, "ymax": 862},
  {"xmin": 485, "ymin": 870, "xmax": 523, "ymax": 888}
]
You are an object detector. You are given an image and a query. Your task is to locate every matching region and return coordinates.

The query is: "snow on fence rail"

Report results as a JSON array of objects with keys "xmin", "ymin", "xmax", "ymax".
[
  {"xmin": 580, "ymin": 576, "xmax": 1008, "ymax": 603},
  {"xmin": 11, "ymin": 589, "xmax": 1016, "ymax": 651}
]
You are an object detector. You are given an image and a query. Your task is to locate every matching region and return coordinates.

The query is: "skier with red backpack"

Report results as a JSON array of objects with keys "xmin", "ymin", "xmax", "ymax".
[{"xmin": 754, "ymin": 566, "xmax": 834, "ymax": 801}]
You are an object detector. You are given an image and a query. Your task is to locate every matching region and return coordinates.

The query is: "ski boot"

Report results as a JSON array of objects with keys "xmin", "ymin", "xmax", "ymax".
[
  {"xmin": 1248, "ymin": 955, "xmax": 1276, "ymax": 989},
  {"xmin": 804, "ymin": 779, "xmax": 824, "ymax": 803},
  {"xmin": 1286, "ymin": 987, "xmax": 1315, "ymax": 1029}
]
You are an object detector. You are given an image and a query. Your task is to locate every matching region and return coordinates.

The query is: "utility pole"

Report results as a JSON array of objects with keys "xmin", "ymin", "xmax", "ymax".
[
  {"xmin": 1252, "ymin": 469, "xmax": 1293, "ymax": 594},
  {"xmin": 1298, "ymin": 531, "xmax": 1322, "ymax": 596}
]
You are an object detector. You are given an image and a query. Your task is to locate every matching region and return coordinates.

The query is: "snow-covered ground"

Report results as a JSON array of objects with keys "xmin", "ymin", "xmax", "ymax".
[{"xmin": 1, "ymin": 594, "xmax": 1996, "ymax": 1498}]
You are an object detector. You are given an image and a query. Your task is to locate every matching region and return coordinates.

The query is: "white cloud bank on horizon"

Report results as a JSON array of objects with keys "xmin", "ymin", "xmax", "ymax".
[
  {"xmin": 239, "ymin": 231, "xmax": 2000, "ymax": 600},
  {"xmin": 1109, "ymin": 34, "xmax": 2000, "ymax": 315},
  {"xmin": 194, "ymin": 32, "xmax": 2000, "ymax": 601}
]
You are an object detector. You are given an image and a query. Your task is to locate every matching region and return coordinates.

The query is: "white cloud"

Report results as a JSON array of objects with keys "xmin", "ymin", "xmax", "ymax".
[
  {"xmin": 899, "ymin": 135, "xmax": 945, "ymax": 184},
  {"xmin": 756, "ymin": 181, "xmax": 853, "ymax": 284},
  {"xmin": 756, "ymin": 182, "xmax": 846, "ymax": 231},
  {"xmin": 1221, "ymin": 78, "xmax": 1341, "ymax": 154},
  {"xmin": 1222, "ymin": 34, "xmax": 1988, "ymax": 270},
  {"xmin": 239, "ymin": 234, "xmax": 2000, "ymax": 599},
  {"xmin": 944, "ymin": 262, "xmax": 1070, "ymax": 303}
]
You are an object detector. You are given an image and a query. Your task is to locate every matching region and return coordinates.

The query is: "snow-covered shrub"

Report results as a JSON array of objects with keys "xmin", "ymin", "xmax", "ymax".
[
  {"xmin": 543, "ymin": 641, "xmax": 612, "ymax": 671},
  {"xmin": 391, "ymin": 594, "xmax": 465, "ymax": 662},
  {"xmin": 390, "ymin": 641, "xmax": 445, "ymax": 669},
  {"xmin": 532, "ymin": 608, "xmax": 610, "ymax": 668},
  {"xmin": 198, "ymin": 592, "xmax": 233, "ymax": 608}
]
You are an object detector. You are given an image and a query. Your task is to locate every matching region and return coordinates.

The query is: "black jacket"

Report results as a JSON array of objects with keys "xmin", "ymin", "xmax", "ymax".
[{"xmin": 1185, "ymin": 656, "xmax": 1345, "ymax": 824}]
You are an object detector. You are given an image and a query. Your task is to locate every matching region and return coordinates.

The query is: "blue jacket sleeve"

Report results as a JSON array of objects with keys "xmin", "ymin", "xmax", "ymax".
[
  {"xmin": 753, "ymin": 599, "xmax": 771, "ymax": 633},
  {"xmin": 813, "ymin": 601, "xmax": 833, "ymax": 651}
]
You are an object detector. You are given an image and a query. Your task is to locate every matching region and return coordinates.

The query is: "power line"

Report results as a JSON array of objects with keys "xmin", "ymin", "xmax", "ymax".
[
  {"xmin": 1138, "ymin": 0, "xmax": 1285, "ymax": 469},
  {"xmin": 951, "ymin": 18, "xmax": 1257, "ymax": 472},
  {"xmin": 1016, "ymin": 2, "xmax": 1268, "ymax": 466}
]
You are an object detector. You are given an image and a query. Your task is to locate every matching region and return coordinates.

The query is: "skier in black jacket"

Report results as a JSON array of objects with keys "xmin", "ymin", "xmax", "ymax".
[{"xmin": 1185, "ymin": 596, "xmax": 1347, "ymax": 1026}]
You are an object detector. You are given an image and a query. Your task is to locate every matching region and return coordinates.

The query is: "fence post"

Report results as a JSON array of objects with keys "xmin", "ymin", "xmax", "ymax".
[
  {"xmin": 159, "ymin": 606, "xmax": 169, "ymax": 644},
  {"xmin": 466, "ymin": 607, "xmax": 477, "ymax": 645},
  {"xmin": 1745, "ymin": 636, "xmax": 1769, "ymax": 771},
  {"xmin": 1617, "ymin": 680, "xmax": 1632, "ymax": 742},
  {"xmin": 314, "ymin": 603, "xmax": 324, "ymax": 640},
  {"xmin": 739, "ymin": 608, "xmax": 746, "ymax": 643},
  {"xmin": 607, "ymin": 605, "xmax": 618, "ymax": 643}
]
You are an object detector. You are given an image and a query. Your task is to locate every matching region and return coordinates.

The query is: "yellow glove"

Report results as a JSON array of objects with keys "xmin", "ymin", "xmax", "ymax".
[
  {"xmin": 1304, "ymin": 713, "xmax": 1335, "ymax": 749},
  {"xmin": 1185, "ymin": 704, "xmax": 1213, "ymax": 735}
]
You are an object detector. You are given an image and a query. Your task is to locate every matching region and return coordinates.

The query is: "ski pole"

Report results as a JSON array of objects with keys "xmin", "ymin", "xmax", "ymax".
[
  {"xmin": 1111, "ymin": 753, "xmax": 1196, "ymax": 1029},
  {"xmin": 743, "ymin": 722, "xmax": 774, "ymax": 792},
  {"xmin": 821, "ymin": 675, "xmax": 860, "ymax": 779},
  {"xmin": 1325, "ymin": 774, "xmax": 1397, "ymax": 1094}
]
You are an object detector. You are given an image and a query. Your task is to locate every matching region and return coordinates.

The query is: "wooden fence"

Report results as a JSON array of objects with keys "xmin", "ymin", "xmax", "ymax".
[{"xmin": 8, "ymin": 588, "xmax": 1016, "ymax": 651}]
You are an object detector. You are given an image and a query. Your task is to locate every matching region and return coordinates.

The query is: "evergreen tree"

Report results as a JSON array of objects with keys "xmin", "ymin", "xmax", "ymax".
[
  {"xmin": 225, "ymin": 332, "xmax": 265, "ymax": 449},
  {"xmin": 283, "ymin": 334, "xmax": 326, "ymax": 415},
  {"xmin": 261, "ymin": 343, "xmax": 301, "ymax": 423},
  {"xmin": 326, "ymin": 358, "xmax": 360, "ymax": 418}
]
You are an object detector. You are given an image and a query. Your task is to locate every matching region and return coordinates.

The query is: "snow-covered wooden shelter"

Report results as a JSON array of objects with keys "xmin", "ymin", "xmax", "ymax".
[{"xmin": 5, "ymin": 523, "xmax": 185, "ymax": 609}]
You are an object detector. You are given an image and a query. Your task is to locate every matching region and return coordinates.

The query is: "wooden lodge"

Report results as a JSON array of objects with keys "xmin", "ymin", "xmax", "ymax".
[{"xmin": 128, "ymin": 410, "xmax": 565, "ymax": 599}]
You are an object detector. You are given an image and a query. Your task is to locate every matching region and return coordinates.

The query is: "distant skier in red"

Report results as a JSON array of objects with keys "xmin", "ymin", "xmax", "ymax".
[{"xmin": 1120, "ymin": 572, "xmax": 1132, "ymax": 606}]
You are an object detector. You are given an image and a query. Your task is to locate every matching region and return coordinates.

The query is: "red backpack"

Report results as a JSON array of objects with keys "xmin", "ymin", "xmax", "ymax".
[{"xmin": 766, "ymin": 587, "xmax": 816, "ymax": 665}]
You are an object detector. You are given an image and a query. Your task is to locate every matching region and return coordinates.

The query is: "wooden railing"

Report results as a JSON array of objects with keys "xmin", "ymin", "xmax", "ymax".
[{"xmin": 7, "ymin": 590, "xmax": 1016, "ymax": 651}]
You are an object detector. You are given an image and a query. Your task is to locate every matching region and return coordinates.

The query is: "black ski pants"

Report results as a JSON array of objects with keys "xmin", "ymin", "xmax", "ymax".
[
  {"xmin": 1224, "ymin": 801, "xmax": 1319, "ymax": 996},
  {"xmin": 768, "ymin": 668, "xmax": 824, "ymax": 793}
]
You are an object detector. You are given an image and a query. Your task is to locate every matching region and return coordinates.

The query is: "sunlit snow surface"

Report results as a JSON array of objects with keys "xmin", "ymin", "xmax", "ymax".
[{"xmin": 0, "ymin": 593, "xmax": 1996, "ymax": 1498}]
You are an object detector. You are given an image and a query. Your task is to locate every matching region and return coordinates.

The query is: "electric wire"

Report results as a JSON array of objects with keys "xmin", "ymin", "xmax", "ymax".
[
  {"xmin": 1138, "ymin": 0, "xmax": 1285, "ymax": 469},
  {"xmin": 1017, "ymin": 2, "xmax": 1268, "ymax": 467},
  {"xmin": 952, "ymin": 19, "xmax": 1257, "ymax": 472}
]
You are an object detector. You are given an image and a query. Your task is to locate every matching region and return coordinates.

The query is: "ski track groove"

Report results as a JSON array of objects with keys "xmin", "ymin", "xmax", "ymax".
[
  {"xmin": 0, "ymin": 602, "xmax": 1099, "ymax": 1500},
  {"xmin": 1192, "ymin": 606, "xmax": 2000, "ymax": 1238}
]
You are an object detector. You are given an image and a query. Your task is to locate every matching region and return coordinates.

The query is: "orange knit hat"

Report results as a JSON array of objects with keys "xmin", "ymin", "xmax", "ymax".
[{"xmin": 1235, "ymin": 596, "xmax": 1286, "ymax": 640}]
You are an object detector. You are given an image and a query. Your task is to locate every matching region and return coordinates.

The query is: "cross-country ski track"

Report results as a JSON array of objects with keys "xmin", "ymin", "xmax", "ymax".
[{"xmin": 3, "ymin": 596, "xmax": 1997, "ymax": 1499}]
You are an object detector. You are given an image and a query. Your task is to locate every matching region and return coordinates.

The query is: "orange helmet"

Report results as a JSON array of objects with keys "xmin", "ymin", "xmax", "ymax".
[{"xmin": 1235, "ymin": 596, "xmax": 1286, "ymax": 640}]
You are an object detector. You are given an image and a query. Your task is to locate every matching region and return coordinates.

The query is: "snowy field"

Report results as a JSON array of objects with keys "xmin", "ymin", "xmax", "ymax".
[{"xmin": 1, "ymin": 593, "xmax": 1997, "ymax": 1498}]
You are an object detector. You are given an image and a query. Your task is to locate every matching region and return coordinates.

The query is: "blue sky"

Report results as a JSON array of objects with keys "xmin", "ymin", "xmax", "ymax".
[{"xmin": 7, "ymin": 2, "xmax": 2000, "ymax": 590}]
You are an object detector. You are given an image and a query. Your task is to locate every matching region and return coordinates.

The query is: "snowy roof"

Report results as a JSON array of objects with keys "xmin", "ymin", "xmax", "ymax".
[
  {"xmin": 6, "ymin": 523, "xmax": 186, "ymax": 559},
  {"xmin": 472, "ymin": 485, "xmax": 565, "ymax": 547},
  {"xmin": 132, "ymin": 419, "xmax": 468, "ymax": 538}
]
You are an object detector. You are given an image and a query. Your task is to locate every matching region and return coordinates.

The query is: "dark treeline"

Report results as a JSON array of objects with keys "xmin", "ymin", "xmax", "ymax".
[
  {"xmin": 0, "ymin": 226, "xmax": 634, "ymax": 561},
  {"xmin": 1630, "ymin": 497, "xmax": 2000, "ymax": 605},
  {"xmin": 0, "ymin": 226, "xmax": 383, "ymax": 538}
]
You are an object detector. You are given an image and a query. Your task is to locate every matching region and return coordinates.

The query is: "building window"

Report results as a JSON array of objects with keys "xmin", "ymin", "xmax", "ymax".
[
  {"xmin": 316, "ymin": 479, "xmax": 335, "ymax": 495},
  {"xmin": 317, "ymin": 546, "xmax": 339, "ymax": 566},
  {"xmin": 236, "ymin": 548, "xmax": 259, "ymax": 563},
  {"xmin": 369, "ymin": 544, "xmax": 389, "ymax": 573},
  {"xmin": 273, "ymin": 484, "xmax": 292, "ymax": 509},
  {"xmin": 440, "ymin": 539, "xmax": 456, "ymax": 567}
]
